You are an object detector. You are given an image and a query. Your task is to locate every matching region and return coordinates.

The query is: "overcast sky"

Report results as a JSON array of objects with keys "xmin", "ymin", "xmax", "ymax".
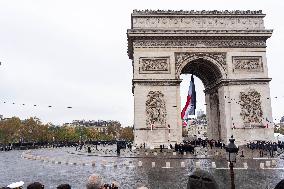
[{"xmin": 0, "ymin": 0, "xmax": 284, "ymax": 126}]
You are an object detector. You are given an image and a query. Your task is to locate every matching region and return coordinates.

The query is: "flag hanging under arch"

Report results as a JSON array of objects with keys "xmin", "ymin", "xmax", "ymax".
[{"xmin": 181, "ymin": 75, "xmax": 196, "ymax": 123}]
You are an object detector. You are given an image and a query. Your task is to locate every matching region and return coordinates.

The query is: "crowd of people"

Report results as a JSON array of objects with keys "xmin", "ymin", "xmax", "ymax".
[
  {"xmin": 3, "ymin": 171, "xmax": 284, "ymax": 189},
  {"xmin": 246, "ymin": 140, "xmax": 284, "ymax": 157},
  {"xmin": 1, "ymin": 174, "xmax": 120, "ymax": 189},
  {"xmin": 171, "ymin": 138, "xmax": 226, "ymax": 154}
]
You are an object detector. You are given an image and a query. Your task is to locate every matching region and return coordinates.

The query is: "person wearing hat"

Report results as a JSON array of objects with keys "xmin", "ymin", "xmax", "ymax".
[
  {"xmin": 187, "ymin": 170, "xmax": 219, "ymax": 189},
  {"xmin": 7, "ymin": 181, "xmax": 24, "ymax": 189}
]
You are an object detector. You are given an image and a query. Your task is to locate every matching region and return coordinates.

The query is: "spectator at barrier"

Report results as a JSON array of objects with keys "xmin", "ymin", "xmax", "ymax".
[
  {"xmin": 274, "ymin": 179, "xmax": 284, "ymax": 189},
  {"xmin": 86, "ymin": 174, "xmax": 102, "ymax": 189},
  {"xmin": 27, "ymin": 182, "xmax": 44, "ymax": 189},
  {"xmin": 187, "ymin": 170, "xmax": 219, "ymax": 189},
  {"xmin": 57, "ymin": 184, "xmax": 71, "ymax": 189}
]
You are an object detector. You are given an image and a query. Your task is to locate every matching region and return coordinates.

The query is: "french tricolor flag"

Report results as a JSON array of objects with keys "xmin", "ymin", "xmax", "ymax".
[{"xmin": 181, "ymin": 75, "xmax": 196, "ymax": 125}]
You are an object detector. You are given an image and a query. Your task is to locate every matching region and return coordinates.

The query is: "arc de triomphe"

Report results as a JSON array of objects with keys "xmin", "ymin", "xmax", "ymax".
[{"xmin": 127, "ymin": 10, "xmax": 274, "ymax": 147}]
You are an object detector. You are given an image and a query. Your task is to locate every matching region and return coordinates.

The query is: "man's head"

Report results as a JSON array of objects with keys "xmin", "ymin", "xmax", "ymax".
[
  {"xmin": 27, "ymin": 182, "xmax": 44, "ymax": 189},
  {"xmin": 275, "ymin": 179, "xmax": 284, "ymax": 189},
  {"xmin": 187, "ymin": 170, "xmax": 218, "ymax": 189},
  {"xmin": 86, "ymin": 174, "xmax": 102, "ymax": 189},
  {"xmin": 56, "ymin": 184, "xmax": 71, "ymax": 189}
]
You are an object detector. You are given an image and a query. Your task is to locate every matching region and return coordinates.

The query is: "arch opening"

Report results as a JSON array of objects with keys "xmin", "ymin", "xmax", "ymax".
[
  {"xmin": 180, "ymin": 58, "xmax": 223, "ymax": 89},
  {"xmin": 180, "ymin": 58, "xmax": 223, "ymax": 141}
]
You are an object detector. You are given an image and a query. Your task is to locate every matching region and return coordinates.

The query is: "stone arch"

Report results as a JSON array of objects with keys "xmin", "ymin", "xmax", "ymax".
[
  {"xmin": 177, "ymin": 55, "xmax": 225, "ymax": 141},
  {"xmin": 128, "ymin": 10, "xmax": 274, "ymax": 147},
  {"xmin": 176, "ymin": 52, "xmax": 227, "ymax": 89}
]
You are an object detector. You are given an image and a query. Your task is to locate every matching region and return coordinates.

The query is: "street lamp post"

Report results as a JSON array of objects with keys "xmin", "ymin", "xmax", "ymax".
[{"xmin": 225, "ymin": 135, "xmax": 239, "ymax": 189}]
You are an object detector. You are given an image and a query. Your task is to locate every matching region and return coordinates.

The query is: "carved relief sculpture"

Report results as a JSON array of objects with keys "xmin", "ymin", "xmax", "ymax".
[
  {"xmin": 146, "ymin": 91, "xmax": 167, "ymax": 127},
  {"xmin": 233, "ymin": 56, "xmax": 263, "ymax": 72},
  {"xmin": 240, "ymin": 89, "xmax": 263, "ymax": 125},
  {"xmin": 139, "ymin": 57, "xmax": 170, "ymax": 74}
]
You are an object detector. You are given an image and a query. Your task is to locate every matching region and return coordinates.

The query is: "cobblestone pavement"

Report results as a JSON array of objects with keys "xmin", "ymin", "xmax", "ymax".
[{"xmin": 1, "ymin": 146, "xmax": 284, "ymax": 189}]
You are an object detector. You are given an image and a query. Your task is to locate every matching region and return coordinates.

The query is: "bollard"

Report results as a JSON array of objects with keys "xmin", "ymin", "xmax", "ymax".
[
  {"xmin": 265, "ymin": 161, "xmax": 271, "ymax": 167},
  {"xmin": 145, "ymin": 152, "xmax": 149, "ymax": 156},
  {"xmin": 152, "ymin": 162, "xmax": 155, "ymax": 168},
  {"xmin": 243, "ymin": 162, "xmax": 248, "ymax": 169},
  {"xmin": 271, "ymin": 160, "xmax": 277, "ymax": 167},
  {"xmin": 138, "ymin": 161, "xmax": 143, "ymax": 167},
  {"xmin": 154, "ymin": 152, "xmax": 157, "ymax": 156},
  {"xmin": 92, "ymin": 161, "xmax": 96, "ymax": 167},
  {"xmin": 227, "ymin": 162, "xmax": 230, "ymax": 168},
  {"xmin": 260, "ymin": 162, "xmax": 265, "ymax": 169},
  {"xmin": 166, "ymin": 162, "xmax": 170, "ymax": 168},
  {"xmin": 173, "ymin": 152, "xmax": 176, "ymax": 156},
  {"xmin": 195, "ymin": 161, "xmax": 201, "ymax": 169},
  {"xmin": 181, "ymin": 162, "xmax": 185, "ymax": 168},
  {"xmin": 211, "ymin": 162, "xmax": 216, "ymax": 168}
]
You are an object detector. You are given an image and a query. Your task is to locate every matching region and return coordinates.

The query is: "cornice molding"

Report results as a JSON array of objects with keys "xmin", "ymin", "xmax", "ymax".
[
  {"xmin": 132, "ymin": 9, "xmax": 265, "ymax": 16},
  {"xmin": 128, "ymin": 29, "xmax": 273, "ymax": 34},
  {"xmin": 204, "ymin": 78, "xmax": 272, "ymax": 93},
  {"xmin": 133, "ymin": 79, "xmax": 182, "ymax": 86}
]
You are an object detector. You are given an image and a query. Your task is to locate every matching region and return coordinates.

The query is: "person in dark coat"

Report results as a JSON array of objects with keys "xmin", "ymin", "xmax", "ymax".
[
  {"xmin": 27, "ymin": 182, "xmax": 44, "ymax": 189},
  {"xmin": 57, "ymin": 184, "xmax": 71, "ymax": 189},
  {"xmin": 187, "ymin": 170, "xmax": 219, "ymax": 189},
  {"xmin": 274, "ymin": 179, "xmax": 284, "ymax": 189}
]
